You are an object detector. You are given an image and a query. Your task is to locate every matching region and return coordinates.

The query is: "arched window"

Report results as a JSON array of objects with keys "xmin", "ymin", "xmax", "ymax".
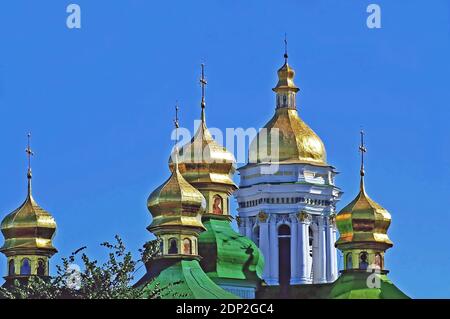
[
  {"xmin": 375, "ymin": 253, "xmax": 383, "ymax": 269},
  {"xmin": 37, "ymin": 259, "xmax": 46, "ymax": 276},
  {"xmin": 346, "ymin": 253, "xmax": 353, "ymax": 270},
  {"xmin": 8, "ymin": 260, "xmax": 15, "ymax": 276},
  {"xmin": 278, "ymin": 224, "xmax": 291, "ymax": 236},
  {"xmin": 182, "ymin": 238, "xmax": 192, "ymax": 255},
  {"xmin": 168, "ymin": 238, "xmax": 178, "ymax": 254},
  {"xmin": 308, "ymin": 226, "xmax": 314, "ymax": 257},
  {"xmin": 278, "ymin": 225, "xmax": 291, "ymax": 288},
  {"xmin": 20, "ymin": 258, "xmax": 31, "ymax": 275},
  {"xmin": 359, "ymin": 252, "xmax": 369, "ymax": 270}
]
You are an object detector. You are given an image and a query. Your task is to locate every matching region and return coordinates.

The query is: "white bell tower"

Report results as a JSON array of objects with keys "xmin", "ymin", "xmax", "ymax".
[{"xmin": 234, "ymin": 45, "xmax": 342, "ymax": 286}]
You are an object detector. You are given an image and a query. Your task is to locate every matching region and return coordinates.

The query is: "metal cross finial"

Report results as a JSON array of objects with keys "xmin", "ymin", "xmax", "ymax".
[
  {"xmin": 25, "ymin": 133, "xmax": 34, "ymax": 179},
  {"xmin": 172, "ymin": 103, "xmax": 181, "ymax": 168},
  {"xmin": 200, "ymin": 63, "xmax": 207, "ymax": 109},
  {"xmin": 359, "ymin": 130, "xmax": 367, "ymax": 177},
  {"xmin": 284, "ymin": 33, "xmax": 288, "ymax": 62},
  {"xmin": 174, "ymin": 102, "xmax": 180, "ymax": 130}
]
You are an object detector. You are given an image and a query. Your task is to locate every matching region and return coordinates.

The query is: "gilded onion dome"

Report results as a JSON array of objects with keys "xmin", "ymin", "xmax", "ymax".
[
  {"xmin": 328, "ymin": 132, "xmax": 409, "ymax": 299},
  {"xmin": 147, "ymin": 160, "xmax": 206, "ymax": 232},
  {"xmin": 249, "ymin": 53, "xmax": 327, "ymax": 166},
  {"xmin": 335, "ymin": 177, "xmax": 393, "ymax": 250},
  {"xmin": 138, "ymin": 108, "xmax": 238, "ymax": 299},
  {"xmin": 274, "ymin": 62, "xmax": 299, "ymax": 93},
  {"xmin": 335, "ymin": 132, "xmax": 393, "ymax": 251},
  {"xmin": 1, "ymin": 134, "xmax": 57, "ymax": 269},
  {"xmin": 0, "ymin": 176, "xmax": 57, "ymax": 255},
  {"xmin": 169, "ymin": 117, "xmax": 237, "ymax": 187},
  {"xmin": 169, "ymin": 65, "xmax": 237, "ymax": 189}
]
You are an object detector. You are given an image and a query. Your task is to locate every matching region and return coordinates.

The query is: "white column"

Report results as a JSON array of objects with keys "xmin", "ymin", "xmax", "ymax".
[
  {"xmin": 259, "ymin": 220, "xmax": 270, "ymax": 282},
  {"xmin": 312, "ymin": 222, "xmax": 320, "ymax": 284},
  {"xmin": 306, "ymin": 226, "xmax": 313, "ymax": 283},
  {"xmin": 317, "ymin": 216, "xmax": 327, "ymax": 284},
  {"xmin": 326, "ymin": 216, "xmax": 338, "ymax": 282},
  {"xmin": 332, "ymin": 227, "xmax": 338, "ymax": 277},
  {"xmin": 245, "ymin": 218, "xmax": 253, "ymax": 240},
  {"xmin": 298, "ymin": 213, "xmax": 311, "ymax": 284},
  {"xmin": 290, "ymin": 214, "xmax": 299, "ymax": 284},
  {"xmin": 238, "ymin": 216, "xmax": 245, "ymax": 236},
  {"xmin": 268, "ymin": 215, "xmax": 279, "ymax": 285}
]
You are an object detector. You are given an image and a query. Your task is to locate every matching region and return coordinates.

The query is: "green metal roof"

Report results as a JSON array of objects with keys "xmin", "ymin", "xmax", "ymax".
[
  {"xmin": 141, "ymin": 259, "xmax": 239, "ymax": 299},
  {"xmin": 198, "ymin": 218, "xmax": 264, "ymax": 285},
  {"xmin": 257, "ymin": 271, "xmax": 409, "ymax": 299},
  {"xmin": 256, "ymin": 283, "xmax": 332, "ymax": 299},
  {"xmin": 329, "ymin": 271, "xmax": 409, "ymax": 299}
]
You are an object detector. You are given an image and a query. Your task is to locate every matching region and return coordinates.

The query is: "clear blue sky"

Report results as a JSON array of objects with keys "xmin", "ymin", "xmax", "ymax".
[{"xmin": 0, "ymin": 1, "xmax": 449, "ymax": 298}]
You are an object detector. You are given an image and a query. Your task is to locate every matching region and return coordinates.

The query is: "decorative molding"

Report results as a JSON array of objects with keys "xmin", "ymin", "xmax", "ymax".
[
  {"xmin": 289, "ymin": 213, "xmax": 299, "ymax": 223},
  {"xmin": 257, "ymin": 211, "xmax": 268, "ymax": 223},
  {"xmin": 297, "ymin": 211, "xmax": 311, "ymax": 224},
  {"xmin": 328, "ymin": 214, "xmax": 337, "ymax": 228},
  {"xmin": 276, "ymin": 214, "xmax": 290, "ymax": 224}
]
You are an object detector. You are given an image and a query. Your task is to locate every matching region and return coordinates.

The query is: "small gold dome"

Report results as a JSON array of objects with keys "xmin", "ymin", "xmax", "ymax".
[
  {"xmin": 249, "ymin": 108, "xmax": 327, "ymax": 165},
  {"xmin": 335, "ymin": 179, "xmax": 393, "ymax": 250},
  {"xmin": 169, "ymin": 64, "xmax": 237, "ymax": 189},
  {"xmin": 0, "ymin": 181, "xmax": 57, "ymax": 255},
  {"xmin": 147, "ymin": 165, "xmax": 206, "ymax": 232},
  {"xmin": 273, "ymin": 62, "xmax": 299, "ymax": 93},
  {"xmin": 169, "ymin": 118, "xmax": 237, "ymax": 188}
]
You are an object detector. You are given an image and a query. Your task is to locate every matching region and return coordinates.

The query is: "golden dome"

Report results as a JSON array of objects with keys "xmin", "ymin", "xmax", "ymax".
[
  {"xmin": 336, "ymin": 131, "xmax": 393, "ymax": 251},
  {"xmin": 249, "ymin": 108, "xmax": 327, "ymax": 165},
  {"xmin": 169, "ymin": 115, "xmax": 237, "ymax": 188},
  {"xmin": 169, "ymin": 64, "xmax": 237, "ymax": 189},
  {"xmin": 335, "ymin": 177, "xmax": 393, "ymax": 250},
  {"xmin": 0, "ymin": 178, "xmax": 57, "ymax": 255},
  {"xmin": 147, "ymin": 164, "xmax": 206, "ymax": 232},
  {"xmin": 248, "ymin": 57, "xmax": 327, "ymax": 166},
  {"xmin": 273, "ymin": 62, "xmax": 299, "ymax": 93}
]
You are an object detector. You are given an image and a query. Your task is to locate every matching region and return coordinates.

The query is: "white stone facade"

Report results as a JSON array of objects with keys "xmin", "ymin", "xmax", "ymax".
[{"xmin": 235, "ymin": 162, "xmax": 341, "ymax": 285}]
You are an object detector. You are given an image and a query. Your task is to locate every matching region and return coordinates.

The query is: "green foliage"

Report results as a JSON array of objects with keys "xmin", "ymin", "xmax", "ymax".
[{"xmin": 0, "ymin": 235, "xmax": 163, "ymax": 299}]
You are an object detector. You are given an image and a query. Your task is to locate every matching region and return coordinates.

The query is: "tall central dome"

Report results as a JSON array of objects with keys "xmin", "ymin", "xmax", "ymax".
[
  {"xmin": 235, "ymin": 46, "xmax": 341, "ymax": 288},
  {"xmin": 249, "ymin": 54, "xmax": 327, "ymax": 166}
]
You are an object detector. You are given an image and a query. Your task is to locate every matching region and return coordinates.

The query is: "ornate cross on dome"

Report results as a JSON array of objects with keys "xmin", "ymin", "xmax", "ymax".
[
  {"xmin": 359, "ymin": 130, "xmax": 367, "ymax": 177},
  {"xmin": 200, "ymin": 63, "xmax": 207, "ymax": 108},
  {"xmin": 174, "ymin": 102, "xmax": 180, "ymax": 130},
  {"xmin": 199, "ymin": 63, "xmax": 208, "ymax": 122},
  {"xmin": 25, "ymin": 133, "xmax": 34, "ymax": 179},
  {"xmin": 172, "ymin": 103, "xmax": 181, "ymax": 167},
  {"xmin": 284, "ymin": 33, "xmax": 288, "ymax": 63}
]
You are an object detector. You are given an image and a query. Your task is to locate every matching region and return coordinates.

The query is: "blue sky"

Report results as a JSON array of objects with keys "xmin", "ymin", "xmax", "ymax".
[{"xmin": 0, "ymin": 1, "xmax": 449, "ymax": 298}]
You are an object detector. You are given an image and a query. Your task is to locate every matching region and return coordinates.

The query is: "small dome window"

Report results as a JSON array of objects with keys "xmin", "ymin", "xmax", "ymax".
[
  {"xmin": 359, "ymin": 252, "xmax": 369, "ymax": 270},
  {"xmin": 20, "ymin": 258, "xmax": 31, "ymax": 275},
  {"xmin": 168, "ymin": 238, "xmax": 178, "ymax": 254},
  {"xmin": 8, "ymin": 260, "xmax": 15, "ymax": 276}
]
